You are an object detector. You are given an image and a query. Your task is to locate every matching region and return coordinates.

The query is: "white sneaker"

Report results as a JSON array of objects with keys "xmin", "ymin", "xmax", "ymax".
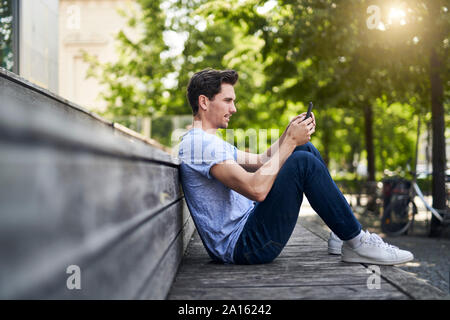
[
  {"xmin": 328, "ymin": 231, "xmax": 343, "ymax": 255},
  {"xmin": 341, "ymin": 231, "xmax": 414, "ymax": 265}
]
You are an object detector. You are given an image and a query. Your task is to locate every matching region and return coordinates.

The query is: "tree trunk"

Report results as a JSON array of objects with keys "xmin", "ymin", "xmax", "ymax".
[
  {"xmin": 363, "ymin": 104, "xmax": 375, "ymax": 182},
  {"xmin": 426, "ymin": 1, "xmax": 447, "ymax": 236},
  {"xmin": 429, "ymin": 46, "xmax": 446, "ymax": 236}
]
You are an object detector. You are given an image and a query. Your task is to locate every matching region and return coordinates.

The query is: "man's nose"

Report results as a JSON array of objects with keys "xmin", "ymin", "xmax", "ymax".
[{"xmin": 230, "ymin": 102, "xmax": 237, "ymax": 113}]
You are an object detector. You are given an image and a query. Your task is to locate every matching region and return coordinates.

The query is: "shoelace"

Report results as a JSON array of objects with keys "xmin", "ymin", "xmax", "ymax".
[{"xmin": 363, "ymin": 231, "xmax": 399, "ymax": 251}]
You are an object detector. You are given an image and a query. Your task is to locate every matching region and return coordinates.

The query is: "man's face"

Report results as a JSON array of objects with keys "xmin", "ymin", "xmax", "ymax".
[{"xmin": 205, "ymin": 83, "xmax": 237, "ymax": 129}]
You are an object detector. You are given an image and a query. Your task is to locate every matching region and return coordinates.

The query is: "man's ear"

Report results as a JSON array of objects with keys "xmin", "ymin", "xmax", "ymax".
[{"xmin": 198, "ymin": 95, "xmax": 208, "ymax": 111}]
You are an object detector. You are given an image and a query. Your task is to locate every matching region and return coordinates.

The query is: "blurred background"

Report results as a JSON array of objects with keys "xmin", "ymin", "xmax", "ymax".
[{"xmin": 1, "ymin": 0, "xmax": 448, "ymax": 205}]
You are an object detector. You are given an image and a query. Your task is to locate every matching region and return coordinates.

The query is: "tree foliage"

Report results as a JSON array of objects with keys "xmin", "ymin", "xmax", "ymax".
[{"xmin": 84, "ymin": 0, "xmax": 449, "ymax": 186}]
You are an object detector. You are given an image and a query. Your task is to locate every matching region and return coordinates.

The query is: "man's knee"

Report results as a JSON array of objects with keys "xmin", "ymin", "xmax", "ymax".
[
  {"xmin": 290, "ymin": 150, "xmax": 318, "ymax": 163},
  {"xmin": 293, "ymin": 142, "xmax": 314, "ymax": 153},
  {"xmin": 288, "ymin": 150, "xmax": 325, "ymax": 173}
]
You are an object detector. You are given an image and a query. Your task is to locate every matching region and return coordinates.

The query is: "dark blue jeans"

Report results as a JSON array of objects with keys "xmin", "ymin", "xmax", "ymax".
[{"xmin": 233, "ymin": 142, "xmax": 362, "ymax": 264}]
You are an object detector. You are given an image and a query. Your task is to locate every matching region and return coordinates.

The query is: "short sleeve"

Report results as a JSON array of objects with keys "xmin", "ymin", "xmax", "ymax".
[{"xmin": 179, "ymin": 131, "xmax": 237, "ymax": 180}]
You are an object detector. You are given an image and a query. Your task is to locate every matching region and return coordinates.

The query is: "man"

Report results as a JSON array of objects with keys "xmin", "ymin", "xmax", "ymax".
[{"xmin": 178, "ymin": 68, "xmax": 413, "ymax": 265}]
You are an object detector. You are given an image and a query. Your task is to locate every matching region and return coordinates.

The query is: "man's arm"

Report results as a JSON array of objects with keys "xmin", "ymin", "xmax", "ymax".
[
  {"xmin": 211, "ymin": 140, "xmax": 297, "ymax": 202},
  {"xmin": 235, "ymin": 150, "xmax": 262, "ymax": 172},
  {"xmin": 211, "ymin": 116, "xmax": 315, "ymax": 202},
  {"xmin": 235, "ymin": 129, "xmax": 287, "ymax": 172},
  {"xmin": 236, "ymin": 112, "xmax": 315, "ymax": 172}
]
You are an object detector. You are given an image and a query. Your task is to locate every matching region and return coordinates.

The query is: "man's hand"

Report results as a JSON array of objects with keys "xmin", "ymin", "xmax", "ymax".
[
  {"xmin": 256, "ymin": 112, "xmax": 316, "ymax": 169},
  {"xmin": 286, "ymin": 114, "xmax": 315, "ymax": 146},
  {"xmin": 287, "ymin": 112, "xmax": 316, "ymax": 130}
]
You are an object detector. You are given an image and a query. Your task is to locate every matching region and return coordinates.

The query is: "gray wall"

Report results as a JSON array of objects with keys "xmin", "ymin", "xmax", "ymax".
[{"xmin": 0, "ymin": 68, "xmax": 195, "ymax": 299}]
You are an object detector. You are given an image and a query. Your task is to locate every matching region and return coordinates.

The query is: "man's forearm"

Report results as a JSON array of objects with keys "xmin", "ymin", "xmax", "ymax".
[
  {"xmin": 251, "ymin": 136, "xmax": 296, "ymax": 201},
  {"xmin": 259, "ymin": 128, "xmax": 288, "ymax": 165}
]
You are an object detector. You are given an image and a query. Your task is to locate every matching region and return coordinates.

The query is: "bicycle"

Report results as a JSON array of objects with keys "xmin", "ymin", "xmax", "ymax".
[
  {"xmin": 380, "ymin": 174, "xmax": 418, "ymax": 236},
  {"xmin": 380, "ymin": 116, "xmax": 450, "ymax": 237},
  {"xmin": 381, "ymin": 169, "xmax": 449, "ymax": 236}
]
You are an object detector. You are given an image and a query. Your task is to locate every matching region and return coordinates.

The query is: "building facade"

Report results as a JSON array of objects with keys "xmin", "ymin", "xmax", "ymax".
[{"xmin": 58, "ymin": 0, "xmax": 135, "ymax": 111}]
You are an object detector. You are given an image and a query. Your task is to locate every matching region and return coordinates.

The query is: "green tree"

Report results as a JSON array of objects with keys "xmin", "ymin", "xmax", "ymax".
[
  {"xmin": 365, "ymin": 0, "xmax": 449, "ymax": 234},
  {"xmin": 202, "ymin": 0, "xmax": 448, "ymax": 218},
  {"xmin": 83, "ymin": 0, "xmax": 174, "ymax": 119},
  {"xmin": 84, "ymin": 0, "xmax": 448, "ymax": 230},
  {"xmin": 166, "ymin": 0, "xmax": 277, "ymax": 151}
]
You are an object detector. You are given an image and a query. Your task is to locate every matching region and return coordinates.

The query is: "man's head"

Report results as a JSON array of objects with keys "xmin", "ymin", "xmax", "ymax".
[{"xmin": 187, "ymin": 69, "xmax": 238, "ymax": 129}]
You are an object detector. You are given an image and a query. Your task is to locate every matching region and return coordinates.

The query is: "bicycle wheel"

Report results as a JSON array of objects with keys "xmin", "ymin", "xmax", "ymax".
[{"xmin": 381, "ymin": 195, "xmax": 417, "ymax": 236}]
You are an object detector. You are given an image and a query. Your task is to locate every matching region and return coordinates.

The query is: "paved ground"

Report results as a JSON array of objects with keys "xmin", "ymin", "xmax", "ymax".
[{"xmin": 299, "ymin": 195, "xmax": 450, "ymax": 296}]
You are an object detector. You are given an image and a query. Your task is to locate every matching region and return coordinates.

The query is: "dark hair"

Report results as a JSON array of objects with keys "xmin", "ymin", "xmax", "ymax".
[{"xmin": 186, "ymin": 68, "xmax": 238, "ymax": 115}]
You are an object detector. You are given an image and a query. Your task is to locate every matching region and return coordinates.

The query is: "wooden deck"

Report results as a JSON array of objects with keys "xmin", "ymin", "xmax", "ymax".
[{"xmin": 168, "ymin": 216, "xmax": 447, "ymax": 300}]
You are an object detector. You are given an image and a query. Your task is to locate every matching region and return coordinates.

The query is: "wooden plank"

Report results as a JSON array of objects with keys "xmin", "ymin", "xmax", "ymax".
[
  {"xmin": 375, "ymin": 265, "xmax": 447, "ymax": 300},
  {"xmin": 11, "ymin": 200, "xmax": 191, "ymax": 299},
  {"xmin": 136, "ymin": 208, "xmax": 196, "ymax": 300},
  {"xmin": 0, "ymin": 74, "xmax": 177, "ymax": 165},
  {"xmin": 168, "ymin": 224, "xmax": 411, "ymax": 300},
  {"xmin": 0, "ymin": 141, "xmax": 181, "ymax": 230},
  {"xmin": 298, "ymin": 214, "xmax": 331, "ymax": 241},
  {"xmin": 0, "ymin": 70, "xmax": 193, "ymax": 299},
  {"xmin": 0, "ymin": 141, "xmax": 185, "ymax": 298},
  {"xmin": 172, "ymin": 219, "xmax": 447, "ymax": 300},
  {"xmin": 171, "ymin": 274, "xmax": 377, "ymax": 288},
  {"xmin": 175, "ymin": 257, "xmax": 364, "ymax": 273},
  {"xmin": 169, "ymin": 284, "xmax": 408, "ymax": 300},
  {"xmin": 171, "ymin": 259, "xmax": 385, "ymax": 288},
  {"xmin": 180, "ymin": 201, "xmax": 197, "ymax": 255}
]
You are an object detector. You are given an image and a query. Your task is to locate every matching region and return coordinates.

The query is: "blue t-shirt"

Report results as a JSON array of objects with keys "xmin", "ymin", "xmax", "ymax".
[{"xmin": 177, "ymin": 128, "xmax": 255, "ymax": 263}]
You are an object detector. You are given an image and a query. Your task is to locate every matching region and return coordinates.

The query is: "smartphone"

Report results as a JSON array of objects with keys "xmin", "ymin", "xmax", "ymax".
[{"xmin": 305, "ymin": 101, "xmax": 314, "ymax": 120}]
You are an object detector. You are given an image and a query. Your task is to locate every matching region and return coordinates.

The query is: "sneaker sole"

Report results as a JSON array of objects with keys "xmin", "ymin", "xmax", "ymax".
[
  {"xmin": 328, "ymin": 248, "xmax": 342, "ymax": 255},
  {"xmin": 341, "ymin": 254, "xmax": 414, "ymax": 265}
]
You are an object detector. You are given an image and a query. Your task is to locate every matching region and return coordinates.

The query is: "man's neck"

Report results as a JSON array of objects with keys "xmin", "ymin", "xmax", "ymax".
[{"xmin": 192, "ymin": 118, "xmax": 218, "ymax": 135}]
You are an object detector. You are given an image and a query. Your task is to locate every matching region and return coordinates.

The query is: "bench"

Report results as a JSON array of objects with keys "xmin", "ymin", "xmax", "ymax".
[{"xmin": 0, "ymin": 68, "xmax": 195, "ymax": 299}]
